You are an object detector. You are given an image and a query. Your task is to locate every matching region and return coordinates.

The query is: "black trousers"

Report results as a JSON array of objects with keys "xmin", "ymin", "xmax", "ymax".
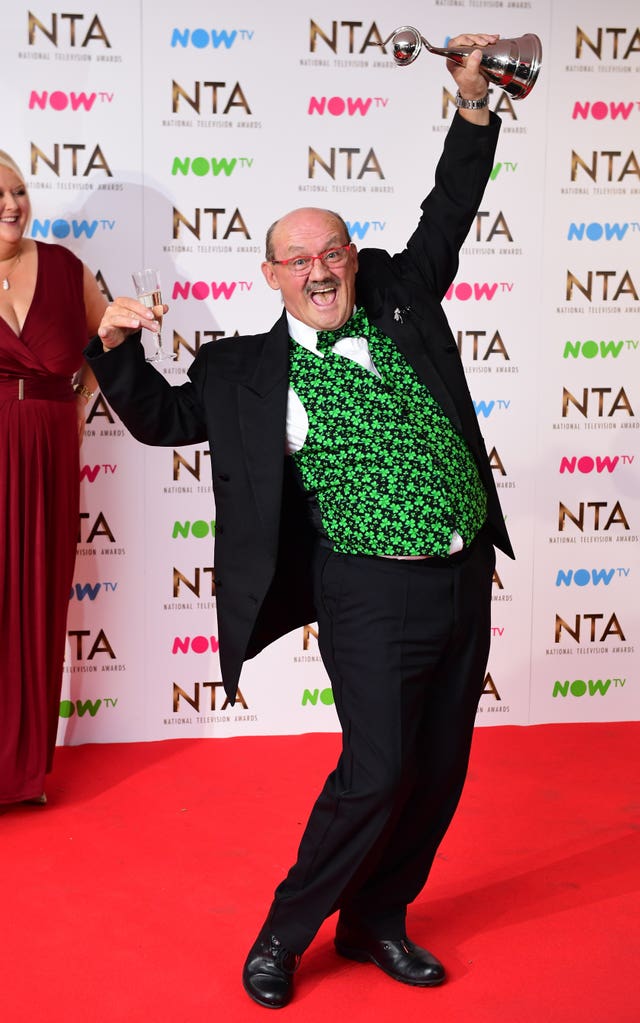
[{"xmin": 267, "ymin": 532, "xmax": 496, "ymax": 953}]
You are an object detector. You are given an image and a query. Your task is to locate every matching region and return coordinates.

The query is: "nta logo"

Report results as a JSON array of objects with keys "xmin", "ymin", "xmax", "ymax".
[
  {"xmin": 558, "ymin": 500, "xmax": 630, "ymax": 532},
  {"xmin": 173, "ymin": 207, "xmax": 249, "ymax": 240},
  {"xmin": 68, "ymin": 628, "xmax": 116, "ymax": 660},
  {"xmin": 28, "ymin": 12, "xmax": 111, "ymax": 48},
  {"xmin": 308, "ymin": 147, "xmax": 384, "ymax": 180},
  {"xmin": 562, "ymin": 387, "xmax": 634, "ymax": 419},
  {"xmin": 555, "ymin": 612, "xmax": 625, "ymax": 643},
  {"xmin": 571, "ymin": 150, "xmax": 639, "ymax": 183},
  {"xmin": 309, "ymin": 19, "xmax": 389, "ymax": 54},
  {"xmin": 173, "ymin": 681, "xmax": 247, "ymax": 712},
  {"xmin": 78, "ymin": 511, "xmax": 115, "ymax": 544},
  {"xmin": 574, "ymin": 26, "xmax": 640, "ymax": 60},
  {"xmin": 30, "ymin": 142, "xmax": 112, "ymax": 177},
  {"xmin": 566, "ymin": 269, "xmax": 638, "ymax": 302},
  {"xmin": 471, "ymin": 211, "xmax": 513, "ymax": 243},
  {"xmin": 173, "ymin": 567, "xmax": 216, "ymax": 598},
  {"xmin": 172, "ymin": 81, "xmax": 251, "ymax": 116},
  {"xmin": 457, "ymin": 329, "xmax": 510, "ymax": 362}
]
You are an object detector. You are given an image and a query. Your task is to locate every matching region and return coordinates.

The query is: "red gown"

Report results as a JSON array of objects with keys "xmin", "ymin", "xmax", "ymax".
[{"xmin": 0, "ymin": 242, "xmax": 88, "ymax": 804}]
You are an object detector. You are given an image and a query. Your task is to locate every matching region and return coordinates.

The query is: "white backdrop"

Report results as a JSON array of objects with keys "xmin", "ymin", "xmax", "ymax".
[{"xmin": 2, "ymin": 0, "xmax": 638, "ymax": 744}]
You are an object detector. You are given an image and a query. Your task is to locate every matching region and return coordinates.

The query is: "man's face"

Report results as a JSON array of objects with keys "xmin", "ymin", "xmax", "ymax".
[{"xmin": 261, "ymin": 208, "xmax": 358, "ymax": 331}]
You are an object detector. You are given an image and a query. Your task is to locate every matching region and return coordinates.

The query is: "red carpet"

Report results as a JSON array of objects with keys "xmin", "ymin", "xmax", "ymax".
[{"xmin": 2, "ymin": 723, "xmax": 638, "ymax": 1022}]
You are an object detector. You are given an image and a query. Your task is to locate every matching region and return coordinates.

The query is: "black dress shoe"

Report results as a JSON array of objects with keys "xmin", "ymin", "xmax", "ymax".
[
  {"xmin": 335, "ymin": 926, "xmax": 445, "ymax": 987},
  {"xmin": 242, "ymin": 932, "xmax": 301, "ymax": 1009}
]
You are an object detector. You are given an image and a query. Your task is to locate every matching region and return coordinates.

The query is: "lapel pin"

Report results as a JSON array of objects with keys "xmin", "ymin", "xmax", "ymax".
[{"xmin": 393, "ymin": 306, "xmax": 411, "ymax": 324}]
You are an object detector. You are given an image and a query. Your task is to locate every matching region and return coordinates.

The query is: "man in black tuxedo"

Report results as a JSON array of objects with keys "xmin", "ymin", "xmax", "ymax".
[{"xmin": 87, "ymin": 34, "xmax": 513, "ymax": 1009}]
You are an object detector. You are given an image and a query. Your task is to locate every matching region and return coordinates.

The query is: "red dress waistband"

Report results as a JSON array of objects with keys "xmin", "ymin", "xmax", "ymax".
[{"xmin": 0, "ymin": 375, "xmax": 75, "ymax": 402}]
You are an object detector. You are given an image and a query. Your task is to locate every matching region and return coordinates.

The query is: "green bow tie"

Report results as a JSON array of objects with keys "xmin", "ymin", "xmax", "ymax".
[{"xmin": 316, "ymin": 306, "xmax": 370, "ymax": 354}]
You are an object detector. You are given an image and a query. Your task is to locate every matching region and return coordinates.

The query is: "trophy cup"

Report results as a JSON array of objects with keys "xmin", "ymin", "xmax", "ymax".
[{"xmin": 386, "ymin": 26, "xmax": 542, "ymax": 99}]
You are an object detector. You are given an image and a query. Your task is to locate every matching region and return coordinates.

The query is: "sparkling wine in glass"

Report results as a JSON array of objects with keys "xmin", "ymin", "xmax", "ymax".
[{"xmin": 131, "ymin": 268, "xmax": 175, "ymax": 362}]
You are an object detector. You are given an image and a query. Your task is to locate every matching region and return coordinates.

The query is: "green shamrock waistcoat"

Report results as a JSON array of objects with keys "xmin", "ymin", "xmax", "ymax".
[{"xmin": 288, "ymin": 314, "xmax": 487, "ymax": 557}]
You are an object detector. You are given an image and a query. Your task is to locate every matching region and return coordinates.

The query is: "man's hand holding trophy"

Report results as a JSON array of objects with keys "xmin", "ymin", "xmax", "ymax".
[{"xmin": 386, "ymin": 26, "xmax": 542, "ymax": 99}]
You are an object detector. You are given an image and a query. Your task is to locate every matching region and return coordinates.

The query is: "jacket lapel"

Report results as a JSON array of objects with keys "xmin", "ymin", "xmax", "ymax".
[
  {"xmin": 237, "ymin": 313, "xmax": 290, "ymax": 539},
  {"xmin": 242, "ymin": 310, "xmax": 290, "ymax": 398}
]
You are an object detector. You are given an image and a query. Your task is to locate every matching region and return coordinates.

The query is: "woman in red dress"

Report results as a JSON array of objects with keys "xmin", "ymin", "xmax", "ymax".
[{"xmin": 0, "ymin": 151, "xmax": 107, "ymax": 807}]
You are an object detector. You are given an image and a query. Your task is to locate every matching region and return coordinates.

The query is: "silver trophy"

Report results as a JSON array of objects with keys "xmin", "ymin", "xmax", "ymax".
[{"xmin": 387, "ymin": 26, "xmax": 542, "ymax": 99}]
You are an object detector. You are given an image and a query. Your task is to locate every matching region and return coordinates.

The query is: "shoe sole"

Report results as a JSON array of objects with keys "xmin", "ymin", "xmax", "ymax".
[
  {"xmin": 241, "ymin": 976, "xmax": 291, "ymax": 1010},
  {"xmin": 334, "ymin": 942, "xmax": 446, "ymax": 988}
]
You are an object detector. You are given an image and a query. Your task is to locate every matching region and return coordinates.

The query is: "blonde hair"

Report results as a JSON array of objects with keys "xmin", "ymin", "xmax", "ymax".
[{"xmin": 0, "ymin": 150, "xmax": 26, "ymax": 184}]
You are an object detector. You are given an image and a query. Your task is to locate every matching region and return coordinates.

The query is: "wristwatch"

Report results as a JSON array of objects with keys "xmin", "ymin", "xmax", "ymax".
[{"xmin": 454, "ymin": 90, "xmax": 489, "ymax": 110}]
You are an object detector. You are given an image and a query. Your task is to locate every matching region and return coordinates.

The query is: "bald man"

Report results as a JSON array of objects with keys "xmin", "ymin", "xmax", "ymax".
[{"xmin": 87, "ymin": 34, "xmax": 513, "ymax": 1009}]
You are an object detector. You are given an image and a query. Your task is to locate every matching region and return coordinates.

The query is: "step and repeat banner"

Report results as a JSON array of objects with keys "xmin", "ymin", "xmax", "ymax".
[{"xmin": 1, "ymin": 1, "xmax": 638, "ymax": 744}]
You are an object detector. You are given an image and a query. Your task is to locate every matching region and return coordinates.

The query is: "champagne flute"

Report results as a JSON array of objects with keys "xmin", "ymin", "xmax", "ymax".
[{"xmin": 131, "ymin": 268, "xmax": 175, "ymax": 362}]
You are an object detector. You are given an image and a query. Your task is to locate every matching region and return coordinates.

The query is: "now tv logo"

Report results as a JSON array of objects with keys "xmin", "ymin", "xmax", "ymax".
[
  {"xmin": 172, "ymin": 280, "xmax": 252, "ymax": 301},
  {"xmin": 172, "ymin": 520, "xmax": 216, "ymax": 538},
  {"xmin": 308, "ymin": 96, "xmax": 388, "ymax": 116},
  {"xmin": 444, "ymin": 281, "xmax": 514, "ymax": 301},
  {"xmin": 80, "ymin": 463, "xmax": 117, "ymax": 482},
  {"xmin": 69, "ymin": 581, "xmax": 118, "ymax": 601},
  {"xmin": 170, "ymin": 28, "xmax": 253, "ymax": 49},
  {"xmin": 568, "ymin": 221, "xmax": 639, "ymax": 241},
  {"xmin": 29, "ymin": 90, "xmax": 114, "ymax": 111},
  {"xmin": 31, "ymin": 219, "xmax": 115, "ymax": 240},
  {"xmin": 474, "ymin": 399, "xmax": 510, "ymax": 419},
  {"xmin": 172, "ymin": 635, "xmax": 219, "ymax": 654},
  {"xmin": 59, "ymin": 698, "xmax": 117, "ymax": 718},
  {"xmin": 489, "ymin": 161, "xmax": 518, "ymax": 180},
  {"xmin": 555, "ymin": 567, "xmax": 629, "ymax": 587},
  {"xmin": 345, "ymin": 219, "xmax": 385, "ymax": 240},
  {"xmin": 559, "ymin": 454, "xmax": 633, "ymax": 474},
  {"xmin": 563, "ymin": 339, "xmax": 638, "ymax": 359},
  {"xmin": 572, "ymin": 100, "xmax": 638, "ymax": 120},
  {"xmin": 171, "ymin": 156, "xmax": 252, "ymax": 177},
  {"xmin": 552, "ymin": 678, "xmax": 622, "ymax": 699}
]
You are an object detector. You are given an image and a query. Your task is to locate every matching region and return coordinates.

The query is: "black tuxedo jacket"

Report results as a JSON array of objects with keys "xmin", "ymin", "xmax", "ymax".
[{"xmin": 86, "ymin": 111, "xmax": 513, "ymax": 701}]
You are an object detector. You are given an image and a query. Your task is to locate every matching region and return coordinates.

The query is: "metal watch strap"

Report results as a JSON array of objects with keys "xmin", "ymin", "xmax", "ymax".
[{"xmin": 454, "ymin": 90, "xmax": 489, "ymax": 110}]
